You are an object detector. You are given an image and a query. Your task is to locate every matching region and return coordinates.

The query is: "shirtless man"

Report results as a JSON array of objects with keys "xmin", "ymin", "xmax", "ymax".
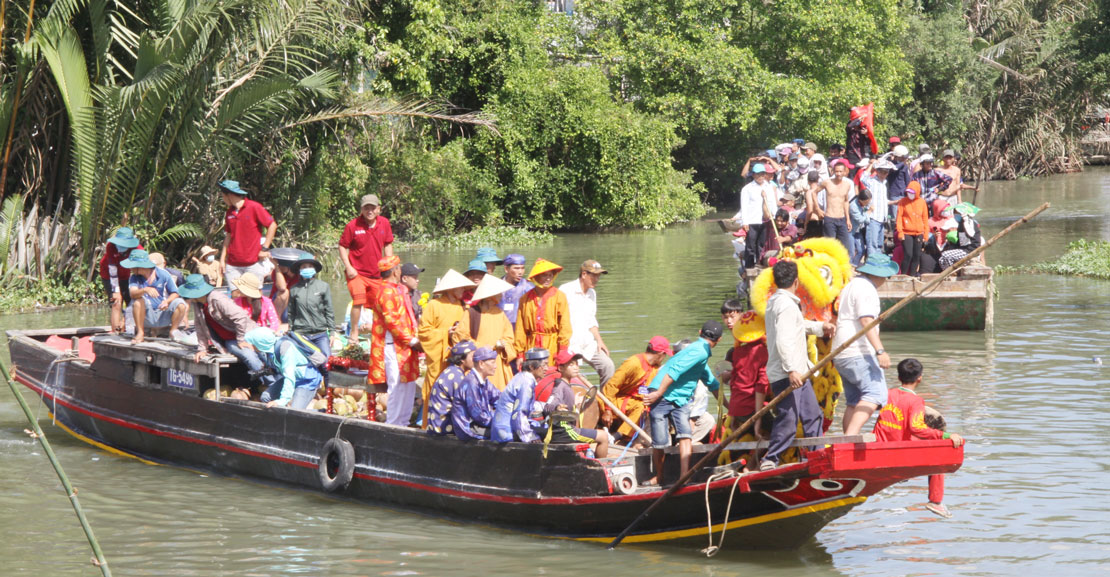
[
  {"xmin": 802, "ymin": 171, "xmax": 824, "ymax": 239},
  {"xmin": 819, "ymin": 160, "xmax": 855, "ymax": 256}
]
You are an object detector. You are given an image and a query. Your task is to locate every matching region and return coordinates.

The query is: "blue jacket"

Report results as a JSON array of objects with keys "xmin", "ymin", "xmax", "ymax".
[
  {"xmin": 492, "ymin": 371, "xmax": 539, "ymax": 443},
  {"xmin": 648, "ymin": 338, "xmax": 719, "ymax": 406},
  {"xmin": 463, "ymin": 370, "xmax": 500, "ymax": 434},
  {"xmin": 499, "ymin": 278, "xmax": 534, "ymax": 326},
  {"xmin": 886, "ymin": 162, "xmax": 912, "ymax": 202},
  {"xmin": 427, "ymin": 365, "xmax": 478, "ymax": 440}
]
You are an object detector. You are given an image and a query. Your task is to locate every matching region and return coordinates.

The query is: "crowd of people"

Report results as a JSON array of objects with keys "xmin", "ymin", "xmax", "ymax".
[
  {"xmin": 96, "ymin": 172, "xmax": 964, "ymax": 515},
  {"xmin": 730, "ymin": 138, "xmax": 984, "ymax": 278}
]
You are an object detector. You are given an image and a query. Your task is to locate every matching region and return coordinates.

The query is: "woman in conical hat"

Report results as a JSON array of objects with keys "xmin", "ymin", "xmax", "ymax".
[
  {"xmin": 418, "ymin": 269, "xmax": 476, "ymax": 427},
  {"xmin": 513, "ymin": 259, "xmax": 571, "ymax": 366},
  {"xmin": 459, "ymin": 274, "xmax": 517, "ymax": 389}
]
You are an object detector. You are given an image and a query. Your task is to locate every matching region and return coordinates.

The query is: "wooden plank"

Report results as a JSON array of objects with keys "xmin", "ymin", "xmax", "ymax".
[
  {"xmin": 90, "ymin": 334, "xmax": 235, "ymax": 378},
  {"xmin": 663, "ymin": 434, "xmax": 875, "ymax": 454}
]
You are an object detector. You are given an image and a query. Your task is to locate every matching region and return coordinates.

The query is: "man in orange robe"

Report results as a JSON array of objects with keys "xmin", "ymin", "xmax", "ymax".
[
  {"xmin": 600, "ymin": 336, "xmax": 671, "ymax": 442},
  {"xmin": 418, "ymin": 269, "xmax": 475, "ymax": 428},
  {"xmin": 514, "ymin": 259, "xmax": 572, "ymax": 366},
  {"xmin": 370, "ymin": 256, "xmax": 421, "ymax": 426}
]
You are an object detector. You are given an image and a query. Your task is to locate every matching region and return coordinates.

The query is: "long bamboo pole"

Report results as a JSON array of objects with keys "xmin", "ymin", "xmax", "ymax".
[
  {"xmin": 594, "ymin": 391, "xmax": 653, "ymax": 445},
  {"xmin": 607, "ymin": 202, "xmax": 1049, "ymax": 549},
  {"xmin": 1, "ymin": 360, "xmax": 112, "ymax": 576}
]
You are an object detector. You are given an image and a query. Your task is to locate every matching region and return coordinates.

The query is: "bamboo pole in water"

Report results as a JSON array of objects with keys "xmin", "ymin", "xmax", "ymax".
[
  {"xmin": 1, "ymin": 360, "xmax": 113, "ymax": 576},
  {"xmin": 607, "ymin": 202, "xmax": 1050, "ymax": 550}
]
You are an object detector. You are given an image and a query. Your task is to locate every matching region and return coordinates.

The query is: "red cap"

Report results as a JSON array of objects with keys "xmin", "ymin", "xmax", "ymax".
[
  {"xmin": 889, "ymin": 136, "xmax": 901, "ymax": 143},
  {"xmin": 554, "ymin": 350, "xmax": 582, "ymax": 366},
  {"xmin": 648, "ymin": 336, "xmax": 673, "ymax": 355}
]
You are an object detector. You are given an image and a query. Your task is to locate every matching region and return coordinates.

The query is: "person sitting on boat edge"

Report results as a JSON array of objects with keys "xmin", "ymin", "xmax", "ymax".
[
  {"xmin": 179, "ymin": 274, "xmax": 269, "ymax": 386},
  {"xmin": 760, "ymin": 260, "xmax": 835, "ymax": 472},
  {"xmin": 873, "ymin": 358, "xmax": 964, "ymax": 518},
  {"xmin": 599, "ymin": 336, "xmax": 671, "ymax": 446},
  {"xmin": 537, "ymin": 350, "xmax": 609, "ymax": 458},
  {"xmin": 491, "ymin": 348, "xmax": 550, "ymax": 443},
  {"xmin": 461, "ymin": 347, "xmax": 502, "ymax": 439},
  {"xmin": 643, "ymin": 321, "xmax": 724, "ymax": 485},
  {"xmin": 123, "ymin": 249, "xmax": 188, "ymax": 344},
  {"xmin": 427, "ymin": 341, "xmax": 478, "ymax": 439},
  {"xmin": 243, "ymin": 327, "xmax": 323, "ymax": 410}
]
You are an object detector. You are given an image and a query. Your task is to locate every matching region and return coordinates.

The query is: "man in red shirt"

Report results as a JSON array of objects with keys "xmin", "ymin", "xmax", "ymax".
[
  {"xmin": 875, "ymin": 358, "xmax": 965, "ymax": 518},
  {"xmin": 98, "ymin": 227, "xmax": 143, "ymax": 333},
  {"xmin": 218, "ymin": 180, "xmax": 277, "ymax": 285},
  {"xmin": 338, "ymin": 194, "xmax": 394, "ymax": 343}
]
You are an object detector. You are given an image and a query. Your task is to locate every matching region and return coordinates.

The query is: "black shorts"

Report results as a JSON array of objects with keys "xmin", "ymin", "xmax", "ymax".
[{"xmin": 102, "ymin": 277, "xmax": 132, "ymax": 306}]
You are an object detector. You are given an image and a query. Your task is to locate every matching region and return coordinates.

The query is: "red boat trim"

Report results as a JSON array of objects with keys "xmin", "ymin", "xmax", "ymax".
[{"xmin": 15, "ymin": 372, "xmax": 817, "ymax": 508}]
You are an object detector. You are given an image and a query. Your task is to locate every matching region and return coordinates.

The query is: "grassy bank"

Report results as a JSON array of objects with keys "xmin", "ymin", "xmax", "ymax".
[{"xmin": 996, "ymin": 239, "xmax": 1110, "ymax": 279}]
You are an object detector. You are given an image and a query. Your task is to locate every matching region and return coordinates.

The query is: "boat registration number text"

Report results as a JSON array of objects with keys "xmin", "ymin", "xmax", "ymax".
[{"xmin": 167, "ymin": 369, "xmax": 196, "ymax": 390}]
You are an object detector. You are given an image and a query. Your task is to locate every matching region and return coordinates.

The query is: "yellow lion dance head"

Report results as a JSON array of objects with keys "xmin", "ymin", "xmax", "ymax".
[{"xmin": 749, "ymin": 237, "xmax": 852, "ymax": 322}]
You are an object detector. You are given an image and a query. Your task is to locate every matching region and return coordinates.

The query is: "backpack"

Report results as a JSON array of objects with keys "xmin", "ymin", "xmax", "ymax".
[{"xmin": 279, "ymin": 331, "xmax": 328, "ymax": 369}]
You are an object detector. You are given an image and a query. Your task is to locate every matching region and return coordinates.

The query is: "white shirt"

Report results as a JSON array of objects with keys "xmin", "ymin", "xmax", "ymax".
[
  {"xmin": 833, "ymin": 276, "xmax": 881, "ymax": 359},
  {"xmin": 861, "ymin": 174, "xmax": 888, "ymax": 223},
  {"xmin": 559, "ymin": 279, "xmax": 600, "ymax": 359},
  {"xmin": 689, "ymin": 383, "xmax": 709, "ymax": 418},
  {"xmin": 765, "ymin": 289, "xmax": 826, "ymax": 383},
  {"xmin": 738, "ymin": 181, "xmax": 776, "ymax": 225}
]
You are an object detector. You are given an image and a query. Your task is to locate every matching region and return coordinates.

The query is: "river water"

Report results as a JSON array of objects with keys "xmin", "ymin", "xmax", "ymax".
[{"xmin": 2, "ymin": 169, "xmax": 1109, "ymax": 576}]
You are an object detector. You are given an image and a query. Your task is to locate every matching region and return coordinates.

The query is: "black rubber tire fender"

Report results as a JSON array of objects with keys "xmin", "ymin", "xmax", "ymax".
[{"xmin": 317, "ymin": 437, "xmax": 355, "ymax": 492}]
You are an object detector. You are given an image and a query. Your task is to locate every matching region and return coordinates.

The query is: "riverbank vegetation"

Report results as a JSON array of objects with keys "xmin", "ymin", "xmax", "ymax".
[
  {"xmin": 0, "ymin": 0, "xmax": 1108, "ymax": 309},
  {"xmin": 997, "ymin": 239, "xmax": 1110, "ymax": 279}
]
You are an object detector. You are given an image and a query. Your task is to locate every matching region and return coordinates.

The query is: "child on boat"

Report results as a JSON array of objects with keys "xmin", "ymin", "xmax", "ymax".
[{"xmin": 873, "ymin": 358, "xmax": 965, "ymax": 518}]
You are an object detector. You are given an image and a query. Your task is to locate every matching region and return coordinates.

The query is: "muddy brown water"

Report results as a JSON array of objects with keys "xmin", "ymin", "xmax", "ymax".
[{"xmin": 2, "ymin": 169, "xmax": 1109, "ymax": 576}]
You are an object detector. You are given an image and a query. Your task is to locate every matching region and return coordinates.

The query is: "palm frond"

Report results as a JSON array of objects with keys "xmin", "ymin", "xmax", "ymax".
[
  {"xmin": 284, "ymin": 98, "xmax": 499, "ymax": 134},
  {"xmin": 0, "ymin": 194, "xmax": 25, "ymax": 274}
]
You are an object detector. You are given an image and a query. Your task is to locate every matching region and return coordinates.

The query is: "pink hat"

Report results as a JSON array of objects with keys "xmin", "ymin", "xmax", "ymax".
[{"xmin": 648, "ymin": 336, "xmax": 673, "ymax": 355}]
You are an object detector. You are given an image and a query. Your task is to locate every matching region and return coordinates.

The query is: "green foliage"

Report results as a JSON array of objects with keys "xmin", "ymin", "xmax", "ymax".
[
  {"xmin": 0, "ymin": 272, "xmax": 102, "ymax": 311},
  {"xmin": 998, "ymin": 239, "xmax": 1110, "ymax": 279},
  {"xmin": 399, "ymin": 226, "xmax": 555, "ymax": 249}
]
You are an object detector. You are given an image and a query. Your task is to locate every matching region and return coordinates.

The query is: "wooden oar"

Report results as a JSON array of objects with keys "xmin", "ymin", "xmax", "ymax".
[
  {"xmin": 606, "ymin": 202, "xmax": 1049, "ymax": 550},
  {"xmin": 576, "ymin": 373, "xmax": 654, "ymax": 446}
]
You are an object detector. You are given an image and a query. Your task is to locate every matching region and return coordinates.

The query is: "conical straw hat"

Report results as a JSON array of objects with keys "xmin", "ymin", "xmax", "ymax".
[
  {"xmin": 472, "ymin": 274, "xmax": 514, "ymax": 302},
  {"xmin": 432, "ymin": 269, "xmax": 476, "ymax": 294},
  {"xmin": 527, "ymin": 258, "xmax": 563, "ymax": 280}
]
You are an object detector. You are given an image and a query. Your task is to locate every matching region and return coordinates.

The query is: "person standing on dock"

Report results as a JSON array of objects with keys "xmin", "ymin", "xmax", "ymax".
[
  {"xmin": 218, "ymin": 180, "xmax": 277, "ymax": 286},
  {"xmin": 860, "ymin": 160, "xmax": 892, "ymax": 258},
  {"xmin": 816, "ymin": 159, "xmax": 855, "ymax": 259},
  {"xmin": 834, "ymin": 254, "xmax": 898, "ymax": 435},
  {"xmin": 418, "ymin": 269, "xmax": 475, "ymax": 428},
  {"xmin": 499, "ymin": 254, "xmax": 532, "ymax": 328},
  {"xmin": 338, "ymin": 194, "xmax": 394, "ymax": 344},
  {"xmin": 896, "ymin": 181, "xmax": 929, "ymax": 278},
  {"xmin": 560, "ymin": 260, "xmax": 615, "ymax": 385},
  {"xmin": 738, "ymin": 164, "xmax": 776, "ymax": 269},
  {"xmin": 99, "ymin": 227, "xmax": 143, "ymax": 333},
  {"xmin": 761, "ymin": 261, "xmax": 834, "ymax": 471},
  {"xmin": 514, "ymin": 259, "xmax": 572, "ymax": 365},
  {"xmin": 370, "ymin": 256, "xmax": 421, "ymax": 427}
]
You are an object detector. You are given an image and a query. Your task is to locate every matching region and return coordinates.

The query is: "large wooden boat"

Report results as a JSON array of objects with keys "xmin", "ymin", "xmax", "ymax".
[
  {"xmin": 741, "ymin": 264, "xmax": 995, "ymax": 331},
  {"xmin": 8, "ymin": 327, "xmax": 963, "ymax": 549}
]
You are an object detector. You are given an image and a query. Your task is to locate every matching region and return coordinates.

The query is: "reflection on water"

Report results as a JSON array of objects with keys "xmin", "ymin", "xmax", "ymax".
[{"xmin": 2, "ymin": 168, "xmax": 1110, "ymax": 576}]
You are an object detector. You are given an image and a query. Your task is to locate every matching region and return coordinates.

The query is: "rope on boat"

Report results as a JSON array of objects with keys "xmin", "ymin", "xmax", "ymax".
[
  {"xmin": 1, "ymin": 360, "xmax": 113, "ymax": 576},
  {"xmin": 701, "ymin": 469, "xmax": 744, "ymax": 558}
]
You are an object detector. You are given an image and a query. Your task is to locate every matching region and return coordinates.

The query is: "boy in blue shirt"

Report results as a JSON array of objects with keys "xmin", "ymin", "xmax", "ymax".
[{"xmin": 644, "ymin": 320, "xmax": 724, "ymax": 485}]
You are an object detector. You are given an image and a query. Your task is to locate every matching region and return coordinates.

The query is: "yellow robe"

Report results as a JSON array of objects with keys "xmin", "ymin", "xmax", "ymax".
[
  {"xmin": 513, "ymin": 286, "xmax": 571, "ymax": 365},
  {"xmin": 418, "ymin": 294, "xmax": 466, "ymax": 411},
  {"xmin": 601, "ymin": 354, "xmax": 658, "ymax": 437},
  {"xmin": 458, "ymin": 299, "xmax": 516, "ymax": 390}
]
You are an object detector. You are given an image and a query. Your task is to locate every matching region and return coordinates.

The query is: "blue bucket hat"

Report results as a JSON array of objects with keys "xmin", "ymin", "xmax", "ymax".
[
  {"xmin": 504, "ymin": 253, "xmax": 526, "ymax": 266},
  {"xmin": 751, "ymin": 163, "xmax": 767, "ymax": 174},
  {"xmin": 793, "ymin": 138, "xmax": 805, "ymax": 145},
  {"xmin": 107, "ymin": 227, "xmax": 140, "ymax": 249},
  {"xmin": 450, "ymin": 341, "xmax": 477, "ymax": 356},
  {"xmin": 218, "ymin": 179, "xmax": 249, "ymax": 196},
  {"xmin": 857, "ymin": 254, "xmax": 900, "ymax": 278},
  {"xmin": 294, "ymin": 251, "xmax": 322, "ymax": 272},
  {"xmin": 466, "ymin": 258, "xmax": 487, "ymax": 274},
  {"xmin": 473, "ymin": 347, "xmax": 497, "ymax": 362},
  {"xmin": 119, "ymin": 249, "xmax": 156, "ymax": 269},
  {"xmin": 244, "ymin": 327, "xmax": 278, "ymax": 354},
  {"xmin": 178, "ymin": 273, "xmax": 216, "ymax": 299},
  {"xmin": 476, "ymin": 247, "xmax": 504, "ymax": 265}
]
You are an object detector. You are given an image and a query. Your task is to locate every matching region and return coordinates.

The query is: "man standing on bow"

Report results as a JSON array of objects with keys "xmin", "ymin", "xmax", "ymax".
[
  {"xmin": 218, "ymin": 180, "xmax": 277, "ymax": 286},
  {"xmin": 560, "ymin": 260, "xmax": 615, "ymax": 385},
  {"xmin": 370, "ymin": 256, "xmax": 421, "ymax": 427},
  {"xmin": 338, "ymin": 194, "xmax": 394, "ymax": 344}
]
